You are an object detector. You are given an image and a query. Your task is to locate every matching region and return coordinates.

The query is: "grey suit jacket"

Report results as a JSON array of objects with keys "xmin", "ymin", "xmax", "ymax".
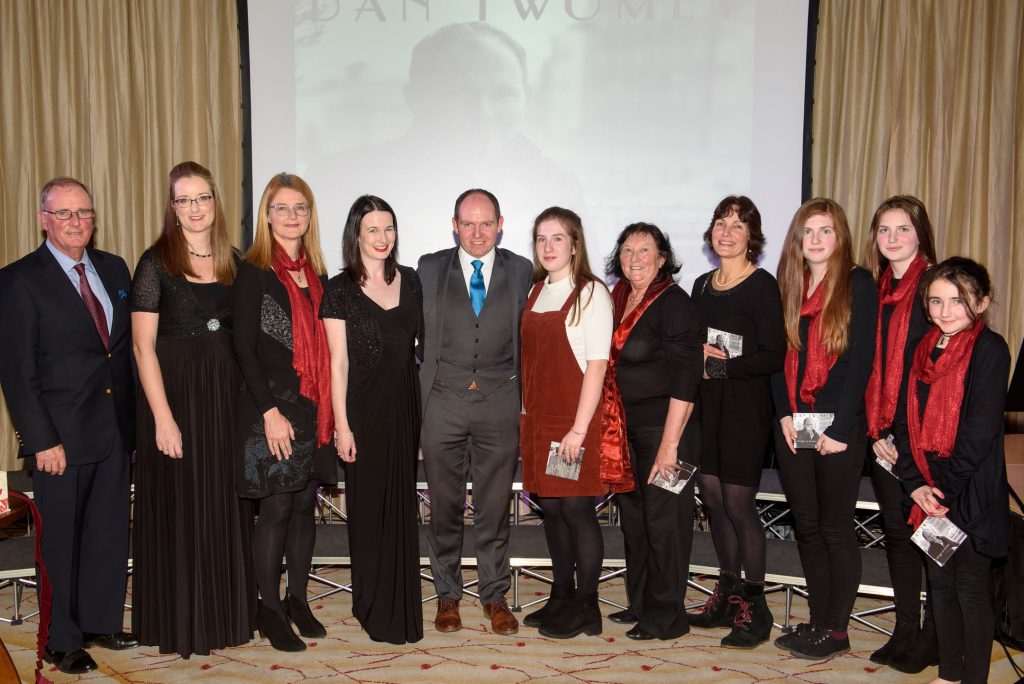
[{"xmin": 416, "ymin": 246, "xmax": 533, "ymax": 415}]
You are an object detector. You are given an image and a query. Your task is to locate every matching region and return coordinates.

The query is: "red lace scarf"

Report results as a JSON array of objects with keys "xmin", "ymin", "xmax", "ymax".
[
  {"xmin": 865, "ymin": 254, "xmax": 929, "ymax": 438},
  {"xmin": 906, "ymin": 319, "xmax": 984, "ymax": 529}
]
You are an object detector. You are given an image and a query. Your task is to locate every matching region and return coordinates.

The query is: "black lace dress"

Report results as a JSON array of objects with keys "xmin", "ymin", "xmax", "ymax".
[
  {"xmin": 130, "ymin": 250, "xmax": 256, "ymax": 657},
  {"xmin": 319, "ymin": 265, "xmax": 424, "ymax": 644},
  {"xmin": 233, "ymin": 260, "xmax": 339, "ymax": 497}
]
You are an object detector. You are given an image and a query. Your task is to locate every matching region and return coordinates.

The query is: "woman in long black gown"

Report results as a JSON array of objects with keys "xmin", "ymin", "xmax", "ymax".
[
  {"xmin": 234, "ymin": 173, "xmax": 338, "ymax": 652},
  {"xmin": 131, "ymin": 161, "xmax": 255, "ymax": 657},
  {"xmin": 321, "ymin": 195, "xmax": 424, "ymax": 644}
]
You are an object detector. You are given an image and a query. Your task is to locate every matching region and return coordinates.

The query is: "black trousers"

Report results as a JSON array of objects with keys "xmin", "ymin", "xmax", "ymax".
[
  {"xmin": 927, "ymin": 540, "xmax": 994, "ymax": 684},
  {"xmin": 775, "ymin": 422, "xmax": 865, "ymax": 632},
  {"xmin": 868, "ymin": 455, "xmax": 923, "ymax": 623},
  {"xmin": 618, "ymin": 425, "xmax": 694, "ymax": 639},
  {"xmin": 32, "ymin": 438, "xmax": 131, "ymax": 652}
]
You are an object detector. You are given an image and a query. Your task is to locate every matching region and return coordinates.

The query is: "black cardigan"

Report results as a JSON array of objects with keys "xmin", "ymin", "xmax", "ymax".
[{"xmin": 895, "ymin": 327, "xmax": 1011, "ymax": 558}]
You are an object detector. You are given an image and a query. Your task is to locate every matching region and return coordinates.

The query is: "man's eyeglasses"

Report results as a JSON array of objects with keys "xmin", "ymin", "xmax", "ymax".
[
  {"xmin": 173, "ymin": 194, "xmax": 214, "ymax": 209},
  {"xmin": 269, "ymin": 204, "xmax": 311, "ymax": 218},
  {"xmin": 42, "ymin": 208, "xmax": 96, "ymax": 220}
]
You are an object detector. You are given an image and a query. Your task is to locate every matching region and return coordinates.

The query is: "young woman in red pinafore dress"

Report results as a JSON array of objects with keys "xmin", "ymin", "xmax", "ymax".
[{"xmin": 519, "ymin": 207, "xmax": 613, "ymax": 639}]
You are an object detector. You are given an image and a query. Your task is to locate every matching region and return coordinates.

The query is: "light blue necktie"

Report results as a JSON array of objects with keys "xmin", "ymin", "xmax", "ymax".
[{"xmin": 470, "ymin": 259, "xmax": 486, "ymax": 316}]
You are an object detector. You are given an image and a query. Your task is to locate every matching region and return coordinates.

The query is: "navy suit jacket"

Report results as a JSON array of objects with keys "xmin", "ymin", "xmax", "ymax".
[{"xmin": 0, "ymin": 242, "xmax": 135, "ymax": 464}]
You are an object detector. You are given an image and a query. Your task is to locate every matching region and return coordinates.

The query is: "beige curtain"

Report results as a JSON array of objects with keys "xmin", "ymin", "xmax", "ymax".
[
  {"xmin": 812, "ymin": 0, "xmax": 1024, "ymax": 385},
  {"xmin": 0, "ymin": 0, "xmax": 243, "ymax": 470}
]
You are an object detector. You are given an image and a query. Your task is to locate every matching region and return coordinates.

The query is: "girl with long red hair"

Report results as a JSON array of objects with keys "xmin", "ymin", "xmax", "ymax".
[
  {"xmin": 895, "ymin": 257, "xmax": 1010, "ymax": 684},
  {"xmin": 769, "ymin": 198, "xmax": 878, "ymax": 660}
]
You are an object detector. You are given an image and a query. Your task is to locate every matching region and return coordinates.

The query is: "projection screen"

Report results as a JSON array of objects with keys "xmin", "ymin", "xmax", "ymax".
[{"xmin": 247, "ymin": 0, "xmax": 811, "ymax": 290}]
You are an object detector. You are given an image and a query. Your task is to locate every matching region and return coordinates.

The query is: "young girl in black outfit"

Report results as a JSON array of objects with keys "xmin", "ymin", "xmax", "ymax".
[
  {"xmin": 861, "ymin": 196, "xmax": 939, "ymax": 671},
  {"xmin": 688, "ymin": 196, "xmax": 786, "ymax": 648},
  {"xmin": 895, "ymin": 258, "xmax": 1010, "ymax": 684},
  {"xmin": 770, "ymin": 198, "xmax": 878, "ymax": 660}
]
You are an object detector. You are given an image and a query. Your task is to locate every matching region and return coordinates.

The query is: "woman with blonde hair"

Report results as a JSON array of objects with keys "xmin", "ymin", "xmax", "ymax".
[
  {"xmin": 519, "ymin": 207, "xmax": 613, "ymax": 638},
  {"xmin": 131, "ymin": 161, "xmax": 255, "ymax": 657},
  {"xmin": 769, "ymin": 198, "xmax": 877, "ymax": 660},
  {"xmin": 234, "ymin": 173, "xmax": 338, "ymax": 651}
]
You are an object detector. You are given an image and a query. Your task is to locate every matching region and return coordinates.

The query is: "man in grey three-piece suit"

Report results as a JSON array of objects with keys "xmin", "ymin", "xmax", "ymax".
[{"xmin": 417, "ymin": 189, "xmax": 532, "ymax": 635}]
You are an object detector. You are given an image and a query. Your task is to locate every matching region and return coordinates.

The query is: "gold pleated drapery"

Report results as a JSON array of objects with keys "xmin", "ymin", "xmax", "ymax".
[
  {"xmin": 0, "ymin": 0, "xmax": 243, "ymax": 470},
  {"xmin": 812, "ymin": 0, "xmax": 1024, "ymax": 375}
]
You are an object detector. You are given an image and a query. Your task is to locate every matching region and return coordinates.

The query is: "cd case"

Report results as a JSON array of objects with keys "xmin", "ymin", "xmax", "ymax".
[
  {"xmin": 875, "ymin": 434, "xmax": 899, "ymax": 479},
  {"xmin": 545, "ymin": 441, "xmax": 583, "ymax": 481},
  {"xmin": 792, "ymin": 412, "xmax": 835, "ymax": 450},
  {"xmin": 707, "ymin": 327, "xmax": 743, "ymax": 358},
  {"xmin": 911, "ymin": 515, "xmax": 967, "ymax": 567},
  {"xmin": 651, "ymin": 461, "xmax": 697, "ymax": 494}
]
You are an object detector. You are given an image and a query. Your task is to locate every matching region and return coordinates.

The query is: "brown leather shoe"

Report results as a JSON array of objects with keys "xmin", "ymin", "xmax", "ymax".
[
  {"xmin": 483, "ymin": 598, "xmax": 519, "ymax": 635},
  {"xmin": 435, "ymin": 597, "xmax": 462, "ymax": 633}
]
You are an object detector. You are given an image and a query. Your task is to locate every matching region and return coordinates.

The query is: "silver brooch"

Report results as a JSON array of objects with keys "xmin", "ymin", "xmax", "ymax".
[{"xmin": 207, "ymin": 318, "xmax": 221, "ymax": 332}]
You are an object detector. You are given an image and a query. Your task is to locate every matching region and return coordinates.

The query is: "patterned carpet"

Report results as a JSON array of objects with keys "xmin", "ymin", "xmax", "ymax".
[{"xmin": 1, "ymin": 569, "xmax": 1020, "ymax": 683}]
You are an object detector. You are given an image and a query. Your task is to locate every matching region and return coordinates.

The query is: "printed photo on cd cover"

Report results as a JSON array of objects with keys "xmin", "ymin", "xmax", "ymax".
[
  {"xmin": 545, "ymin": 441, "xmax": 582, "ymax": 481},
  {"xmin": 707, "ymin": 327, "xmax": 743, "ymax": 358},
  {"xmin": 651, "ymin": 462, "xmax": 697, "ymax": 495},
  {"xmin": 911, "ymin": 516, "xmax": 967, "ymax": 567},
  {"xmin": 875, "ymin": 434, "xmax": 899, "ymax": 478},
  {"xmin": 792, "ymin": 412, "xmax": 835, "ymax": 450}
]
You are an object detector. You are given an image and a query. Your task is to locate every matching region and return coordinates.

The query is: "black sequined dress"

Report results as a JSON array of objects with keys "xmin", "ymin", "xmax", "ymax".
[
  {"xmin": 130, "ymin": 249, "xmax": 256, "ymax": 657},
  {"xmin": 319, "ymin": 265, "xmax": 424, "ymax": 644}
]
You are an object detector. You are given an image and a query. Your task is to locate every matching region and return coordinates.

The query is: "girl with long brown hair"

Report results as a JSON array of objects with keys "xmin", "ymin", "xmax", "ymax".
[
  {"xmin": 518, "ymin": 207, "xmax": 613, "ymax": 639},
  {"xmin": 861, "ymin": 195, "xmax": 939, "ymax": 672},
  {"xmin": 769, "ymin": 198, "xmax": 878, "ymax": 660}
]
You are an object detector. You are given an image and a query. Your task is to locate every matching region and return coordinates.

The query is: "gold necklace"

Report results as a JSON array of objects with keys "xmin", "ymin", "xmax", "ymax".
[{"xmin": 715, "ymin": 261, "xmax": 753, "ymax": 288}]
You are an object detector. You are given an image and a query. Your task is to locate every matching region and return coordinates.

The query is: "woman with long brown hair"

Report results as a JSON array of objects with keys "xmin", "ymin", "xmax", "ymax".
[
  {"xmin": 769, "ymin": 198, "xmax": 877, "ymax": 660},
  {"xmin": 518, "ymin": 207, "xmax": 613, "ymax": 639},
  {"xmin": 234, "ymin": 173, "xmax": 338, "ymax": 651},
  {"xmin": 131, "ymin": 161, "xmax": 255, "ymax": 657},
  {"xmin": 861, "ymin": 196, "xmax": 939, "ymax": 672}
]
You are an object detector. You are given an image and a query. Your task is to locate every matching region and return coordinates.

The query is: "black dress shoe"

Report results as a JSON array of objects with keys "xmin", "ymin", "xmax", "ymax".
[
  {"xmin": 608, "ymin": 608, "xmax": 637, "ymax": 624},
  {"xmin": 626, "ymin": 625, "xmax": 655, "ymax": 641},
  {"xmin": 83, "ymin": 631, "xmax": 140, "ymax": 650},
  {"xmin": 44, "ymin": 648, "xmax": 98, "ymax": 674}
]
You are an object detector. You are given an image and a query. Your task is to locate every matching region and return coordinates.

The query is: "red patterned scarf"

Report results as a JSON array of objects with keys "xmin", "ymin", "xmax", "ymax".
[
  {"xmin": 272, "ymin": 244, "xmax": 334, "ymax": 446},
  {"xmin": 866, "ymin": 255, "xmax": 930, "ymax": 438},
  {"xmin": 906, "ymin": 319, "xmax": 984, "ymax": 529},
  {"xmin": 598, "ymin": 276, "xmax": 673, "ymax": 493},
  {"xmin": 785, "ymin": 272, "xmax": 838, "ymax": 412}
]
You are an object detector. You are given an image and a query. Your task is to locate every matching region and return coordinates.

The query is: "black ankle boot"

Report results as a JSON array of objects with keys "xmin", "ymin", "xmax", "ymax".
[
  {"xmin": 257, "ymin": 604, "xmax": 306, "ymax": 652},
  {"xmin": 687, "ymin": 572, "xmax": 740, "ymax": 629},
  {"xmin": 284, "ymin": 592, "xmax": 327, "ymax": 638},
  {"xmin": 888, "ymin": 606, "xmax": 938, "ymax": 674},
  {"xmin": 721, "ymin": 580, "xmax": 773, "ymax": 649},
  {"xmin": 524, "ymin": 584, "xmax": 574, "ymax": 628},
  {"xmin": 869, "ymin": 616, "xmax": 917, "ymax": 665},
  {"xmin": 538, "ymin": 593, "xmax": 602, "ymax": 639}
]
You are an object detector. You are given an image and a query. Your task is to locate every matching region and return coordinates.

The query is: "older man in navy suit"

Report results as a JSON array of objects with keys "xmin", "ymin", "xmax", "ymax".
[
  {"xmin": 417, "ymin": 189, "xmax": 532, "ymax": 635},
  {"xmin": 0, "ymin": 177, "xmax": 137, "ymax": 674}
]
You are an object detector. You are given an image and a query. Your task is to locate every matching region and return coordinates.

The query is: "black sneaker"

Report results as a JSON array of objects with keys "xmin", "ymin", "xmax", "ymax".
[
  {"xmin": 789, "ymin": 627, "xmax": 850, "ymax": 660},
  {"xmin": 773, "ymin": 622, "xmax": 813, "ymax": 651}
]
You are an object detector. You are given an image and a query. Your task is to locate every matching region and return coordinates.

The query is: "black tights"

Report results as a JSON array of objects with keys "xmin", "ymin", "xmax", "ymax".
[
  {"xmin": 253, "ymin": 481, "xmax": 320, "ymax": 614},
  {"xmin": 698, "ymin": 473, "xmax": 766, "ymax": 582},
  {"xmin": 538, "ymin": 496, "xmax": 603, "ymax": 595}
]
